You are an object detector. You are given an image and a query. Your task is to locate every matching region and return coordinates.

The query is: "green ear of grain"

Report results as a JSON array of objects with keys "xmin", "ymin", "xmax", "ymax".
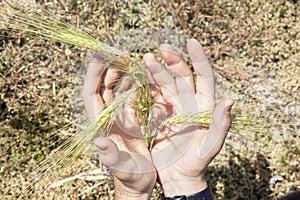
[
  {"xmin": 1, "ymin": 2, "xmax": 100, "ymax": 49},
  {"xmin": 29, "ymin": 88, "xmax": 134, "ymax": 192},
  {"xmin": 160, "ymin": 107, "xmax": 265, "ymax": 139},
  {"xmin": 0, "ymin": 2, "xmax": 142, "ymax": 75}
]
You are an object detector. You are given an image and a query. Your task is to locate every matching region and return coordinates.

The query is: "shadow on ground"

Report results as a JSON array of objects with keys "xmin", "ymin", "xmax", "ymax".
[{"xmin": 207, "ymin": 152, "xmax": 272, "ymax": 199}]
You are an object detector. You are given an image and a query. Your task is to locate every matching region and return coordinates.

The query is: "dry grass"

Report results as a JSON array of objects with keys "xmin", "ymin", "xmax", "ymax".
[{"xmin": 0, "ymin": 0, "xmax": 299, "ymax": 199}]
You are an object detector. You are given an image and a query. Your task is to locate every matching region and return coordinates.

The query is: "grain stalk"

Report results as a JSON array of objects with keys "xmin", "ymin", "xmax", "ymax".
[{"xmin": 31, "ymin": 88, "xmax": 134, "ymax": 187}]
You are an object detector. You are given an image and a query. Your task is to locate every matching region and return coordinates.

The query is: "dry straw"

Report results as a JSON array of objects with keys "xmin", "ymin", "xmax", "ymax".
[{"xmin": 0, "ymin": 1, "xmax": 264, "ymax": 194}]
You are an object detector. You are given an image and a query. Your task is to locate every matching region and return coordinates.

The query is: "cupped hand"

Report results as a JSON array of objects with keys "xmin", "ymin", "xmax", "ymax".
[
  {"xmin": 144, "ymin": 39, "xmax": 234, "ymax": 197},
  {"xmin": 81, "ymin": 57, "xmax": 156, "ymax": 199}
]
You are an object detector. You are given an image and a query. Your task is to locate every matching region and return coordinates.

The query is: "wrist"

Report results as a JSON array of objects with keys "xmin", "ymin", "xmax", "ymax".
[
  {"xmin": 161, "ymin": 176, "xmax": 208, "ymax": 197},
  {"xmin": 115, "ymin": 193, "xmax": 151, "ymax": 200},
  {"xmin": 114, "ymin": 179, "xmax": 152, "ymax": 200}
]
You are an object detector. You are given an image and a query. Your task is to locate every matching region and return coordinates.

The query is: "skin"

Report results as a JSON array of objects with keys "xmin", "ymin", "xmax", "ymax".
[
  {"xmin": 145, "ymin": 39, "xmax": 234, "ymax": 196},
  {"xmin": 82, "ymin": 38, "xmax": 234, "ymax": 199},
  {"xmin": 82, "ymin": 55, "xmax": 156, "ymax": 199}
]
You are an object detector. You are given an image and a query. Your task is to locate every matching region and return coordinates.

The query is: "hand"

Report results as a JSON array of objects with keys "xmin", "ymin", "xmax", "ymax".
[
  {"xmin": 144, "ymin": 39, "xmax": 234, "ymax": 197},
  {"xmin": 81, "ymin": 57, "xmax": 156, "ymax": 199}
]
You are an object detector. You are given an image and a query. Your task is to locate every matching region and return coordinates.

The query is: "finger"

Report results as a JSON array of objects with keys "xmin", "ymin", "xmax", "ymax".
[
  {"xmin": 187, "ymin": 39, "xmax": 214, "ymax": 103},
  {"xmin": 114, "ymin": 75, "xmax": 133, "ymax": 96},
  {"xmin": 94, "ymin": 137, "xmax": 137, "ymax": 181},
  {"xmin": 82, "ymin": 58, "xmax": 106, "ymax": 120},
  {"xmin": 101, "ymin": 68, "xmax": 121, "ymax": 103},
  {"xmin": 198, "ymin": 98, "xmax": 234, "ymax": 159},
  {"xmin": 114, "ymin": 92, "xmax": 142, "ymax": 138},
  {"xmin": 160, "ymin": 44, "xmax": 195, "ymax": 95},
  {"xmin": 143, "ymin": 53, "xmax": 177, "ymax": 102},
  {"xmin": 145, "ymin": 68, "xmax": 156, "ymax": 85},
  {"xmin": 113, "ymin": 75, "xmax": 140, "ymax": 137}
]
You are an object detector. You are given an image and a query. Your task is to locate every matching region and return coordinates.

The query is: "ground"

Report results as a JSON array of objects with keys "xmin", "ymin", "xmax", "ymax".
[{"xmin": 0, "ymin": 0, "xmax": 299, "ymax": 199}]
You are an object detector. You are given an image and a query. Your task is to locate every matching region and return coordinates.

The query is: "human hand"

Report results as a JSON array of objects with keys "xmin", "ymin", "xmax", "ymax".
[
  {"xmin": 144, "ymin": 39, "xmax": 234, "ymax": 197},
  {"xmin": 81, "ymin": 57, "xmax": 156, "ymax": 199}
]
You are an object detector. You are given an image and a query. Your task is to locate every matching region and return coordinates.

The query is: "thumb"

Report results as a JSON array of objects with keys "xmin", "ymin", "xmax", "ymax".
[
  {"xmin": 94, "ymin": 137, "xmax": 136, "ymax": 181},
  {"xmin": 199, "ymin": 98, "xmax": 234, "ymax": 159},
  {"xmin": 94, "ymin": 137, "xmax": 120, "ymax": 167}
]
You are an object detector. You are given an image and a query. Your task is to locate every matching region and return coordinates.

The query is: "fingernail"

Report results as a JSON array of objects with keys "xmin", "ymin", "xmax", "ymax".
[
  {"xmin": 98, "ymin": 145, "xmax": 108, "ymax": 151},
  {"xmin": 94, "ymin": 137, "xmax": 108, "ymax": 151},
  {"xmin": 225, "ymin": 106, "xmax": 232, "ymax": 114},
  {"xmin": 93, "ymin": 52, "xmax": 105, "ymax": 62}
]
